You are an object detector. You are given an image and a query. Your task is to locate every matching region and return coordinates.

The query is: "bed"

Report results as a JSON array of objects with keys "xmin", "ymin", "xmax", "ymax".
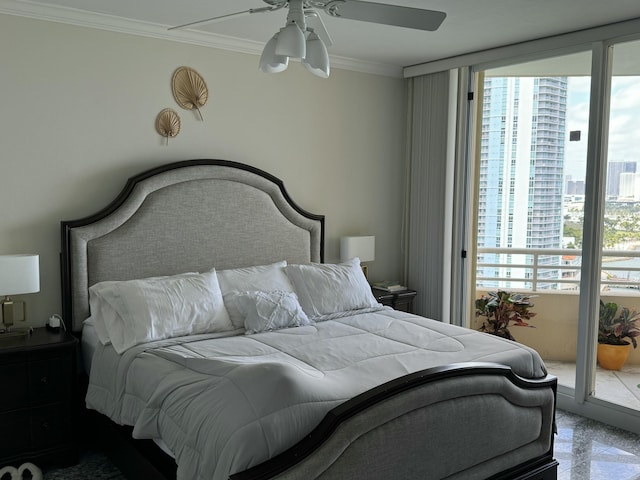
[{"xmin": 61, "ymin": 159, "xmax": 558, "ymax": 480}]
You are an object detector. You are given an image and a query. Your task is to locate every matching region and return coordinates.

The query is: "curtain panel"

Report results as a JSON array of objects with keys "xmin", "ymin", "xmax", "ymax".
[{"xmin": 405, "ymin": 71, "xmax": 453, "ymax": 320}]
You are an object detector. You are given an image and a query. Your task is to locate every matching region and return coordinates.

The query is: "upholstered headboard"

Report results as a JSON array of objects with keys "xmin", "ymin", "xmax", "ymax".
[{"xmin": 61, "ymin": 160, "xmax": 325, "ymax": 332}]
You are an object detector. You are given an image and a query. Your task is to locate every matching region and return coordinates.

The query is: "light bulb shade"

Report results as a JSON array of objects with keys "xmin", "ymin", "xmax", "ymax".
[
  {"xmin": 275, "ymin": 22, "xmax": 306, "ymax": 58},
  {"xmin": 259, "ymin": 34, "xmax": 289, "ymax": 73},
  {"xmin": 340, "ymin": 236, "xmax": 375, "ymax": 263},
  {"xmin": 0, "ymin": 254, "xmax": 40, "ymax": 296},
  {"xmin": 303, "ymin": 31, "xmax": 330, "ymax": 78}
]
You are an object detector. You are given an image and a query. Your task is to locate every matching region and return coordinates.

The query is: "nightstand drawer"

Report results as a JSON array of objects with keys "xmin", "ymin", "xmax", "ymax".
[
  {"xmin": 30, "ymin": 405, "xmax": 72, "ymax": 449},
  {"xmin": 28, "ymin": 356, "xmax": 72, "ymax": 406},
  {"xmin": 0, "ymin": 363, "xmax": 28, "ymax": 411},
  {"xmin": 0, "ymin": 410, "xmax": 30, "ymax": 456},
  {"xmin": 0, "ymin": 405, "xmax": 71, "ymax": 456},
  {"xmin": 0, "ymin": 355, "xmax": 72, "ymax": 411}
]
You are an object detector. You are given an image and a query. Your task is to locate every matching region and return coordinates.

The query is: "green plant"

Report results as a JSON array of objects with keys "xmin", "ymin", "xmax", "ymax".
[
  {"xmin": 598, "ymin": 300, "xmax": 640, "ymax": 348},
  {"xmin": 475, "ymin": 290, "xmax": 536, "ymax": 341}
]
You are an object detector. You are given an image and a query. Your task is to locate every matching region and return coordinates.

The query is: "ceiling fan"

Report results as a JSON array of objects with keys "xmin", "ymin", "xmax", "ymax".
[{"xmin": 170, "ymin": 0, "xmax": 447, "ymax": 78}]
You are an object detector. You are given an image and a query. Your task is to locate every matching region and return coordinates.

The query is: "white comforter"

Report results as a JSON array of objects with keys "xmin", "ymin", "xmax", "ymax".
[{"xmin": 86, "ymin": 308, "xmax": 547, "ymax": 480}]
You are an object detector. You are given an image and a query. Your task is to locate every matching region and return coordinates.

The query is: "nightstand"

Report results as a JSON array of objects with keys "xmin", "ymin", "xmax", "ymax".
[
  {"xmin": 0, "ymin": 328, "xmax": 78, "ymax": 469},
  {"xmin": 372, "ymin": 288, "xmax": 417, "ymax": 313}
]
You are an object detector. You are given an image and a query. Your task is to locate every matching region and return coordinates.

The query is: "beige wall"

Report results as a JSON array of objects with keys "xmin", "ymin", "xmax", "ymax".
[
  {"xmin": 0, "ymin": 15, "xmax": 407, "ymax": 328},
  {"xmin": 474, "ymin": 290, "xmax": 640, "ymax": 365}
]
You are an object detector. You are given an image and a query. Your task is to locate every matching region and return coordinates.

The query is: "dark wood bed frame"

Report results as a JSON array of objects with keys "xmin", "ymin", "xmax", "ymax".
[
  {"xmin": 84, "ymin": 364, "xmax": 557, "ymax": 480},
  {"xmin": 61, "ymin": 160, "xmax": 558, "ymax": 480}
]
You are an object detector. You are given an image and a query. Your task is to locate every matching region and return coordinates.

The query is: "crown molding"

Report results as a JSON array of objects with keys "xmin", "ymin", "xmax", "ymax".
[{"xmin": 0, "ymin": 0, "xmax": 402, "ymax": 78}]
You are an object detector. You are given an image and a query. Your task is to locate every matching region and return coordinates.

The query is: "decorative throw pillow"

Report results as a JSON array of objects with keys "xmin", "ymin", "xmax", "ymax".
[
  {"xmin": 216, "ymin": 261, "xmax": 294, "ymax": 328},
  {"xmin": 233, "ymin": 290, "xmax": 313, "ymax": 334},
  {"xmin": 89, "ymin": 270, "xmax": 233, "ymax": 353},
  {"xmin": 284, "ymin": 257, "xmax": 380, "ymax": 319}
]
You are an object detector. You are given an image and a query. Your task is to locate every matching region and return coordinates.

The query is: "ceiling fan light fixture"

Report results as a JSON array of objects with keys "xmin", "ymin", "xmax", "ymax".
[
  {"xmin": 275, "ymin": 21, "xmax": 306, "ymax": 58},
  {"xmin": 259, "ymin": 32, "xmax": 289, "ymax": 73},
  {"xmin": 303, "ymin": 30, "xmax": 330, "ymax": 78}
]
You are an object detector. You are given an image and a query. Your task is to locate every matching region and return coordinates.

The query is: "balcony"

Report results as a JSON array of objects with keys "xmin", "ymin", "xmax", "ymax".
[{"xmin": 475, "ymin": 247, "xmax": 640, "ymax": 410}]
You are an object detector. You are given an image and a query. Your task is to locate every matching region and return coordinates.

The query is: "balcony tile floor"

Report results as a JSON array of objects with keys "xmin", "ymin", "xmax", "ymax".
[
  {"xmin": 546, "ymin": 361, "xmax": 640, "ymax": 410},
  {"xmin": 556, "ymin": 409, "xmax": 640, "ymax": 479}
]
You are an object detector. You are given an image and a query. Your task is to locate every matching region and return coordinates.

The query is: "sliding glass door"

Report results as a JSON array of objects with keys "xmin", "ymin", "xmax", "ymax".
[
  {"xmin": 468, "ymin": 38, "xmax": 640, "ymax": 430},
  {"xmin": 594, "ymin": 38, "xmax": 640, "ymax": 409},
  {"xmin": 472, "ymin": 50, "xmax": 591, "ymax": 390}
]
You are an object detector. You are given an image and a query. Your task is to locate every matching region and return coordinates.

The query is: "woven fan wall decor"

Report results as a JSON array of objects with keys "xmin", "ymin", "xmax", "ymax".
[
  {"xmin": 172, "ymin": 66, "xmax": 208, "ymax": 121},
  {"xmin": 155, "ymin": 108, "xmax": 181, "ymax": 144}
]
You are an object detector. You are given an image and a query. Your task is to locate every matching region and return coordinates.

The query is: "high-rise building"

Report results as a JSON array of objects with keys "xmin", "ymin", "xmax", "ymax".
[
  {"xmin": 478, "ymin": 77, "xmax": 567, "ymax": 289},
  {"xmin": 566, "ymin": 179, "xmax": 585, "ymax": 195},
  {"xmin": 607, "ymin": 161, "xmax": 637, "ymax": 197},
  {"xmin": 619, "ymin": 172, "xmax": 640, "ymax": 200}
]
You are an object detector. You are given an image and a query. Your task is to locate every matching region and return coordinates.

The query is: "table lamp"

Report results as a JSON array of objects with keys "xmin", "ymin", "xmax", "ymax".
[
  {"xmin": 0, "ymin": 254, "xmax": 40, "ymax": 337},
  {"xmin": 340, "ymin": 236, "xmax": 375, "ymax": 278}
]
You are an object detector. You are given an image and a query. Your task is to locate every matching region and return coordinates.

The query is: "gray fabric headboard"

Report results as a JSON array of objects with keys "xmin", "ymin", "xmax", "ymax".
[{"xmin": 61, "ymin": 160, "xmax": 325, "ymax": 332}]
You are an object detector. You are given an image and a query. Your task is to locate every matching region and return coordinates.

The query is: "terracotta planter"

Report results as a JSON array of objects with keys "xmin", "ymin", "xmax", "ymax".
[{"xmin": 597, "ymin": 343, "xmax": 632, "ymax": 371}]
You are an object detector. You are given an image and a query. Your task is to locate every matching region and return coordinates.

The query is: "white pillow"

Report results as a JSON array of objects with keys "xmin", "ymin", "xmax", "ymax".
[
  {"xmin": 89, "ymin": 272, "xmax": 197, "ymax": 347},
  {"xmin": 89, "ymin": 271, "xmax": 233, "ymax": 353},
  {"xmin": 284, "ymin": 258, "xmax": 380, "ymax": 318},
  {"xmin": 216, "ymin": 261, "xmax": 294, "ymax": 329},
  {"xmin": 83, "ymin": 315, "xmax": 111, "ymax": 346},
  {"xmin": 233, "ymin": 290, "xmax": 313, "ymax": 334}
]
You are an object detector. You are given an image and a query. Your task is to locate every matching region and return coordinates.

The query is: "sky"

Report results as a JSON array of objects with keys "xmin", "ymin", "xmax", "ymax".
[{"xmin": 565, "ymin": 75, "xmax": 640, "ymax": 182}]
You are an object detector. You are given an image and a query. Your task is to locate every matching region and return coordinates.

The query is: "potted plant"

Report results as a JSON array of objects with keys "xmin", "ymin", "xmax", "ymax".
[
  {"xmin": 475, "ymin": 290, "xmax": 536, "ymax": 341},
  {"xmin": 597, "ymin": 300, "xmax": 640, "ymax": 370}
]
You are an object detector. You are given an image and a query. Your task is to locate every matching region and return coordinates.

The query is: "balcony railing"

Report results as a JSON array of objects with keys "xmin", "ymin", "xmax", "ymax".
[{"xmin": 477, "ymin": 247, "xmax": 640, "ymax": 292}]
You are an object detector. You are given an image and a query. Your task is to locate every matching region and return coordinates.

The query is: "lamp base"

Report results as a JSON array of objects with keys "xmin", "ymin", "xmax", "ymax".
[
  {"xmin": 1, "ymin": 297, "xmax": 32, "ymax": 339},
  {"xmin": 361, "ymin": 264, "xmax": 369, "ymax": 279},
  {"xmin": 1, "ymin": 297, "xmax": 28, "ymax": 331}
]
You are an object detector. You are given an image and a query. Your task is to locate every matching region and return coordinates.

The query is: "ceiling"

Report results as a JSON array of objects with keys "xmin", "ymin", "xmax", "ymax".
[{"xmin": 3, "ymin": 0, "xmax": 640, "ymax": 76}]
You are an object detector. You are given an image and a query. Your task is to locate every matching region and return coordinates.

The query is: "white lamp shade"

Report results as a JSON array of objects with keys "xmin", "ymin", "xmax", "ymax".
[
  {"xmin": 259, "ymin": 34, "xmax": 289, "ymax": 73},
  {"xmin": 276, "ymin": 22, "xmax": 306, "ymax": 58},
  {"xmin": 303, "ymin": 31, "xmax": 330, "ymax": 78},
  {"xmin": 0, "ymin": 254, "xmax": 40, "ymax": 296},
  {"xmin": 340, "ymin": 236, "xmax": 375, "ymax": 263}
]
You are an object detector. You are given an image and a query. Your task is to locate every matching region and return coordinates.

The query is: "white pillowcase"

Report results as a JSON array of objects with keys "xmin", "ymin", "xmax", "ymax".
[
  {"xmin": 284, "ymin": 257, "xmax": 380, "ymax": 319},
  {"xmin": 84, "ymin": 314, "xmax": 111, "ymax": 346},
  {"xmin": 89, "ymin": 271, "xmax": 233, "ymax": 354},
  {"xmin": 233, "ymin": 290, "xmax": 313, "ymax": 334},
  {"xmin": 89, "ymin": 271, "xmax": 196, "ymax": 347},
  {"xmin": 216, "ymin": 261, "xmax": 294, "ymax": 329}
]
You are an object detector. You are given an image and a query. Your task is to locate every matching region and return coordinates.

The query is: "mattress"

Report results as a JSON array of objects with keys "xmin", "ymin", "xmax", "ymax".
[
  {"xmin": 81, "ymin": 319, "xmax": 100, "ymax": 374},
  {"xmin": 86, "ymin": 307, "xmax": 547, "ymax": 480}
]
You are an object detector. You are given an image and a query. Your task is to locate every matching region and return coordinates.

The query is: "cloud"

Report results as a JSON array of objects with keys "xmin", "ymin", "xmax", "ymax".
[
  {"xmin": 609, "ymin": 77, "xmax": 640, "ymax": 162},
  {"xmin": 564, "ymin": 76, "xmax": 640, "ymax": 178},
  {"xmin": 564, "ymin": 77, "xmax": 591, "ymax": 177}
]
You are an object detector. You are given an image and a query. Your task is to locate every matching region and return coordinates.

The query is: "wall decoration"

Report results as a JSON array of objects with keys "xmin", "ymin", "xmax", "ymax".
[
  {"xmin": 171, "ymin": 66, "xmax": 208, "ymax": 120},
  {"xmin": 155, "ymin": 108, "xmax": 181, "ymax": 144}
]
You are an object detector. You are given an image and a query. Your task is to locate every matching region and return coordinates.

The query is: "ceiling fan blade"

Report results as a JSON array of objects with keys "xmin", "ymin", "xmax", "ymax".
[
  {"xmin": 169, "ymin": 6, "xmax": 279, "ymax": 31},
  {"xmin": 324, "ymin": 0, "xmax": 446, "ymax": 31},
  {"xmin": 305, "ymin": 11, "xmax": 334, "ymax": 47}
]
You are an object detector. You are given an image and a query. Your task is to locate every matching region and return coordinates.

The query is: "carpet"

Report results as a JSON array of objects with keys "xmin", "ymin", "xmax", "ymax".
[{"xmin": 42, "ymin": 452, "xmax": 125, "ymax": 480}]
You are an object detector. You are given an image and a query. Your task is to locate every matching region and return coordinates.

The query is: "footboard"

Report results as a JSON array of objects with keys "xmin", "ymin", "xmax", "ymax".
[{"xmin": 231, "ymin": 363, "xmax": 557, "ymax": 480}]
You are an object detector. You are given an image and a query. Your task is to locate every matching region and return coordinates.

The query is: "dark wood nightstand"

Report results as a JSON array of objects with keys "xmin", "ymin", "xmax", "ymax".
[
  {"xmin": 0, "ymin": 328, "xmax": 78, "ymax": 469},
  {"xmin": 372, "ymin": 288, "xmax": 417, "ymax": 313}
]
